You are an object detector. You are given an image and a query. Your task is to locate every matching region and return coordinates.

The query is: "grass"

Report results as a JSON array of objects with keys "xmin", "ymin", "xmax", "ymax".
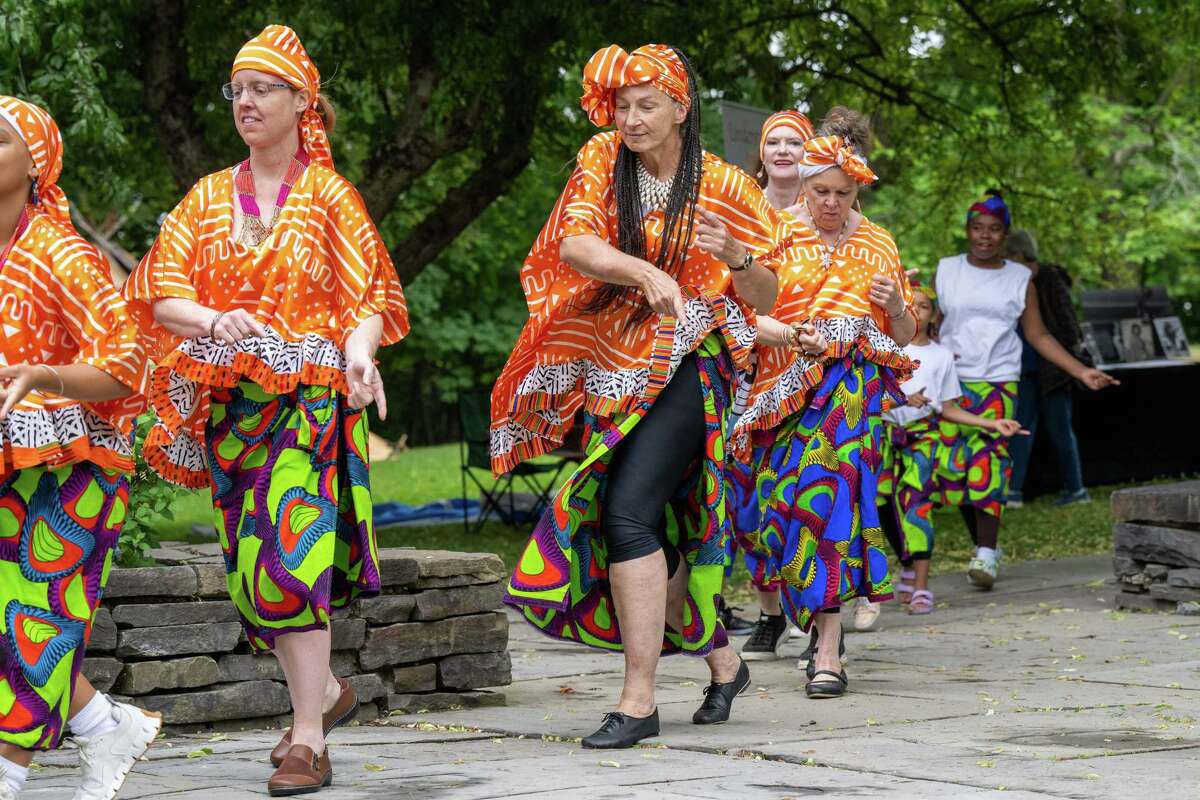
[{"xmin": 147, "ymin": 441, "xmax": 1124, "ymax": 585}]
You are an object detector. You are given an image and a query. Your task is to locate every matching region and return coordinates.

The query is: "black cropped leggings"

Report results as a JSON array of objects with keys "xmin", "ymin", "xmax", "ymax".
[{"xmin": 602, "ymin": 355, "xmax": 704, "ymax": 578}]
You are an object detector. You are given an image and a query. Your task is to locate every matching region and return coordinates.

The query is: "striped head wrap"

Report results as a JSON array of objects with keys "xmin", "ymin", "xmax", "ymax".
[
  {"xmin": 966, "ymin": 191, "xmax": 1010, "ymax": 229},
  {"xmin": 797, "ymin": 135, "xmax": 877, "ymax": 185},
  {"xmin": 0, "ymin": 97, "xmax": 71, "ymax": 225},
  {"xmin": 580, "ymin": 44, "xmax": 690, "ymax": 128},
  {"xmin": 231, "ymin": 25, "xmax": 332, "ymax": 168},
  {"xmin": 759, "ymin": 110, "xmax": 814, "ymax": 161}
]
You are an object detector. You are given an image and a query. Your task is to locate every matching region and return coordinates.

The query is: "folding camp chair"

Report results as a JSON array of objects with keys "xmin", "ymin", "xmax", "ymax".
[{"xmin": 458, "ymin": 390, "xmax": 578, "ymax": 535}]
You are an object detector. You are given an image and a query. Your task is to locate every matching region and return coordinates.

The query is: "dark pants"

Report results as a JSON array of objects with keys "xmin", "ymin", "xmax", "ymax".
[
  {"xmin": 602, "ymin": 355, "xmax": 704, "ymax": 577},
  {"xmin": 1008, "ymin": 376, "xmax": 1085, "ymax": 498}
]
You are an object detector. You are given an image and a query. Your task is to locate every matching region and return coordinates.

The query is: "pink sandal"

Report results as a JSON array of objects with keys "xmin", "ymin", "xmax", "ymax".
[
  {"xmin": 908, "ymin": 589, "xmax": 934, "ymax": 615},
  {"xmin": 895, "ymin": 569, "xmax": 916, "ymax": 603}
]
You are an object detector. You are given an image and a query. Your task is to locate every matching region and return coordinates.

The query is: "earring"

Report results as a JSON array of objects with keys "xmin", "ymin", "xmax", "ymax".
[{"xmin": 30, "ymin": 176, "xmax": 38, "ymax": 205}]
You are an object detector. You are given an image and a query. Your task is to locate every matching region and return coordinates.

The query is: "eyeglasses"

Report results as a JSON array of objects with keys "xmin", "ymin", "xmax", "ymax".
[{"xmin": 221, "ymin": 82, "xmax": 292, "ymax": 101}]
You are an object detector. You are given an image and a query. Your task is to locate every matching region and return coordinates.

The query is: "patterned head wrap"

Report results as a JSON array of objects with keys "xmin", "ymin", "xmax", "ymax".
[
  {"xmin": 231, "ymin": 25, "xmax": 332, "ymax": 168},
  {"xmin": 797, "ymin": 135, "xmax": 877, "ymax": 185},
  {"xmin": 580, "ymin": 44, "xmax": 691, "ymax": 127},
  {"xmin": 0, "ymin": 97, "xmax": 71, "ymax": 225},
  {"xmin": 759, "ymin": 110, "xmax": 814, "ymax": 162},
  {"xmin": 966, "ymin": 191, "xmax": 1011, "ymax": 229}
]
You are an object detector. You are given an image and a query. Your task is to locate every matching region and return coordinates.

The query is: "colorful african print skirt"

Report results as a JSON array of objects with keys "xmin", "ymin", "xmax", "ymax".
[
  {"xmin": 877, "ymin": 417, "xmax": 941, "ymax": 561},
  {"xmin": 504, "ymin": 335, "xmax": 735, "ymax": 657},
  {"xmin": 205, "ymin": 382, "xmax": 379, "ymax": 652},
  {"xmin": 0, "ymin": 462, "xmax": 126, "ymax": 750},
  {"xmin": 935, "ymin": 381, "xmax": 1017, "ymax": 519},
  {"xmin": 743, "ymin": 354, "xmax": 896, "ymax": 633}
]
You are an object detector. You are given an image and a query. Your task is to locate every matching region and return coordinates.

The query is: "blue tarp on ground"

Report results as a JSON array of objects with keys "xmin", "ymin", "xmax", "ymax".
[{"xmin": 373, "ymin": 499, "xmax": 481, "ymax": 528}]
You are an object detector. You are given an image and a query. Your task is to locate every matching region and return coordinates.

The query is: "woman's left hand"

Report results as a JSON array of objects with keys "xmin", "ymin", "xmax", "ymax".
[
  {"xmin": 696, "ymin": 209, "xmax": 746, "ymax": 267},
  {"xmin": 791, "ymin": 322, "xmax": 828, "ymax": 357},
  {"xmin": 346, "ymin": 357, "xmax": 387, "ymax": 420},
  {"xmin": 0, "ymin": 364, "xmax": 44, "ymax": 420},
  {"xmin": 868, "ymin": 273, "xmax": 905, "ymax": 318},
  {"xmin": 1078, "ymin": 367, "xmax": 1119, "ymax": 391}
]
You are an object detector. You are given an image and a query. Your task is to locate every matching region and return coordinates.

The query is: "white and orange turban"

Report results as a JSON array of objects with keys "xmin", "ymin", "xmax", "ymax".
[
  {"xmin": 759, "ymin": 110, "xmax": 814, "ymax": 162},
  {"xmin": 580, "ymin": 44, "xmax": 690, "ymax": 127},
  {"xmin": 798, "ymin": 135, "xmax": 877, "ymax": 185},
  {"xmin": 0, "ymin": 96, "xmax": 71, "ymax": 225},
  {"xmin": 231, "ymin": 25, "xmax": 332, "ymax": 168}
]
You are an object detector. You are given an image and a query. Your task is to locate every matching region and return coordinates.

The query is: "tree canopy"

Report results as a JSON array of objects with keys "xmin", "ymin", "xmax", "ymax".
[{"xmin": 3, "ymin": 0, "xmax": 1196, "ymax": 442}]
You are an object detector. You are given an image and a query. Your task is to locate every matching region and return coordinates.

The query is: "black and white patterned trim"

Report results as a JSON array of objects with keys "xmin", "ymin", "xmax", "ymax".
[
  {"xmin": 175, "ymin": 330, "xmax": 346, "ymax": 376},
  {"xmin": 0, "ymin": 403, "xmax": 132, "ymax": 459}
]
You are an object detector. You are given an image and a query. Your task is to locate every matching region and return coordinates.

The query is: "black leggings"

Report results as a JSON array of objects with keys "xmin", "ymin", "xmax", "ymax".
[
  {"xmin": 602, "ymin": 355, "xmax": 704, "ymax": 578},
  {"xmin": 958, "ymin": 506, "xmax": 1000, "ymax": 549}
]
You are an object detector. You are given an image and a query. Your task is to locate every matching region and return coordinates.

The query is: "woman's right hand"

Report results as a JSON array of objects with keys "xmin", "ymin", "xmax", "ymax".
[
  {"xmin": 906, "ymin": 391, "xmax": 930, "ymax": 409},
  {"xmin": 210, "ymin": 308, "xmax": 267, "ymax": 345},
  {"xmin": 638, "ymin": 264, "xmax": 685, "ymax": 318}
]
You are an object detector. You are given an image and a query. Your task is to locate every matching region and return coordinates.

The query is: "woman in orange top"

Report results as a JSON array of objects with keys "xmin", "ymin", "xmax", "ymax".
[
  {"xmin": 497, "ymin": 43, "xmax": 782, "ymax": 749},
  {"xmin": 734, "ymin": 108, "xmax": 917, "ymax": 700},
  {"xmin": 0, "ymin": 97, "xmax": 160, "ymax": 800},
  {"xmin": 123, "ymin": 26, "xmax": 407, "ymax": 795}
]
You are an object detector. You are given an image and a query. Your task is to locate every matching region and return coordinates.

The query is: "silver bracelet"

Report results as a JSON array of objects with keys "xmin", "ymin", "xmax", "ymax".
[
  {"xmin": 39, "ymin": 364, "xmax": 65, "ymax": 395},
  {"xmin": 889, "ymin": 305, "xmax": 908, "ymax": 320}
]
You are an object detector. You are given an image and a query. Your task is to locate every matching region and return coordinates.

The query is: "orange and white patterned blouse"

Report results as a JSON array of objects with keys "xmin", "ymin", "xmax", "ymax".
[
  {"xmin": 490, "ymin": 130, "xmax": 784, "ymax": 474},
  {"xmin": 735, "ymin": 210, "xmax": 915, "ymax": 436},
  {"xmin": 123, "ymin": 162, "xmax": 409, "ymax": 487},
  {"xmin": 0, "ymin": 211, "xmax": 149, "ymax": 473}
]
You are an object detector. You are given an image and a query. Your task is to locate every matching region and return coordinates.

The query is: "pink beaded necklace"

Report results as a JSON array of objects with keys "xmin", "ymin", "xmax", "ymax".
[{"xmin": 234, "ymin": 146, "xmax": 310, "ymax": 247}]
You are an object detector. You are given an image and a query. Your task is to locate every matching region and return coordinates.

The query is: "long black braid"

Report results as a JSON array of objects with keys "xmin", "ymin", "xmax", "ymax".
[{"xmin": 578, "ymin": 45, "xmax": 704, "ymax": 325}]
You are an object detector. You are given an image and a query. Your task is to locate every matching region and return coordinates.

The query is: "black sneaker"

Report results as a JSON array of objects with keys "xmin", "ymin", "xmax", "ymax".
[
  {"xmin": 717, "ymin": 598, "xmax": 755, "ymax": 636},
  {"xmin": 741, "ymin": 613, "xmax": 789, "ymax": 661}
]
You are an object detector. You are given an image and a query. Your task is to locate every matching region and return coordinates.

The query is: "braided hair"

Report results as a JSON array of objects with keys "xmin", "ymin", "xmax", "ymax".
[{"xmin": 579, "ymin": 45, "xmax": 704, "ymax": 325}]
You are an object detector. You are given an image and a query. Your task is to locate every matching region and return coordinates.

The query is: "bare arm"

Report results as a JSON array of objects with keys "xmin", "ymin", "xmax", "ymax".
[
  {"xmin": 0, "ymin": 364, "xmax": 131, "ymax": 419},
  {"xmin": 153, "ymin": 298, "xmax": 266, "ymax": 345},
  {"xmin": 941, "ymin": 400, "xmax": 1027, "ymax": 436},
  {"xmin": 560, "ymin": 234, "xmax": 685, "ymax": 317},
  {"xmin": 1019, "ymin": 284, "xmax": 1118, "ymax": 390}
]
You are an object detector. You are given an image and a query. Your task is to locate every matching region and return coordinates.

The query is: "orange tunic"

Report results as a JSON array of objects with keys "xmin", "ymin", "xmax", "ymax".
[
  {"xmin": 123, "ymin": 163, "xmax": 409, "ymax": 487},
  {"xmin": 0, "ymin": 211, "xmax": 149, "ymax": 472},
  {"xmin": 490, "ymin": 131, "xmax": 784, "ymax": 474},
  {"xmin": 735, "ymin": 211, "xmax": 916, "ymax": 438}
]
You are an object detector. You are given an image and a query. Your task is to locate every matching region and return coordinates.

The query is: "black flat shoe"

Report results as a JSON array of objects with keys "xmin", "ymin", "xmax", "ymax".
[
  {"xmin": 692, "ymin": 658, "xmax": 751, "ymax": 725},
  {"xmin": 803, "ymin": 626, "xmax": 847, "ymax": 679},
  {"xmin": 806, "ymin": 669, "xmax": 848, "ymax": 699},
  {"xmin": 581, "ymin": 709, "xmax": 660, "ymax": 749}
]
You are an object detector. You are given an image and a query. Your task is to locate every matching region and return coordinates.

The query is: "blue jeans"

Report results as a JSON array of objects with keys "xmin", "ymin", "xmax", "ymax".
[{"xmin": 1008, "ymin": 376, "xmax": 1085, "ymax": 497}]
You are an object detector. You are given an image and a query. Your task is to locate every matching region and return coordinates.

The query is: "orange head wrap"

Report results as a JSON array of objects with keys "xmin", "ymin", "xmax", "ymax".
[
  {"xmin": 580, "ymin": 44, "xmax": 691, "ymax": 128},
  {"xmin": 798, "ymin": 135, "xmax": 877, "ymax": 185},
  {"xmin": 758, "ymin": 110, "xmax": 814, "ymax": 162},
  {"xmin": 0, "ymin": 96, "xmax": 71, "ymax": 225},
  {"xmin": 231, "ymin": 25, "xmax": 332, "ymax": 168}
]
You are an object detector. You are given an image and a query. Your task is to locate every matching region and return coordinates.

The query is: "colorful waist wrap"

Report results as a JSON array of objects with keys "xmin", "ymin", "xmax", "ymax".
[
  {"xmin": 504, "ymin": 334, "xmax": 735, "ymax": 656},
  {"xmin": 738, "ymin": 352, "xmax": 898, "ymax": 632},
  {"xmin": 934, "ymin": 380, "xmax": 1017, "ymax": 519},
  {"xmin": 206, "ymin": 382, "xmax": 379, "ymax": 651},
  {"xmin": 877, "ymin": 416, "xmax": 941, "ymax": 561},
  {"xmin": 0, "ymin": 462, "xmax": 126, "ymax": 750}
]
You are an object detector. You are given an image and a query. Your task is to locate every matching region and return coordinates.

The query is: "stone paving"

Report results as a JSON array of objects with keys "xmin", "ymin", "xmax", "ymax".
[{"xmin": 22, "ymin": 555, "xmax": 1200, "ymax": 799}]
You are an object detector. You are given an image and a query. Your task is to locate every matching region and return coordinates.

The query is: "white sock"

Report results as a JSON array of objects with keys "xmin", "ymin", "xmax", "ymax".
[
  {"xmin": 976, "ymin": 546, "xmax": 997, "ymax": 564},
  {"xmin": 68, "ymin": 692, "xmax": 119, "ymax": 739},
  {"xmin": 0, "ymin": 754, "xmax": 28, "ymax": 794}
]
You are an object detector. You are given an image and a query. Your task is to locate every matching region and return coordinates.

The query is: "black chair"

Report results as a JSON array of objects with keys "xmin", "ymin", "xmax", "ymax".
[{"xmin": 457, "ymin": 390, "xmax": 578, "ymax": 535}]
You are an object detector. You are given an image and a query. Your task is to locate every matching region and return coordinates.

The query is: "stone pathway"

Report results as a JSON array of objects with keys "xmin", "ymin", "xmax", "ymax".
[{"xmin": 22, "ymin": 555, "xmax": 1200, "ymax": 799}]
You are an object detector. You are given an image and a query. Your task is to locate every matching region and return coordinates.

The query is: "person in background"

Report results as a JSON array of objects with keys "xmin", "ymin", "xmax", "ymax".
[{"xmin": 1003, "ymin": 229, "xmax": 1092, "ymax": 507}]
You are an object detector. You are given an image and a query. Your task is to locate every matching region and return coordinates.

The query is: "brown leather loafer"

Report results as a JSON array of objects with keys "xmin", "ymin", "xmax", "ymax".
[
  {"xmin": 267, "ymin": 744, "xmax": 332, "ymax": 796},
  {"xmin": 270, "ymin": 678, "xmax": 358, "ymax": 767}
]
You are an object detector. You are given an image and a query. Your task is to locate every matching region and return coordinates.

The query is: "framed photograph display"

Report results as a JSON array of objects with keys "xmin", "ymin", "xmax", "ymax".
[
  {"xmin": 1081, "ymin": 321, "xmax": 1122, "ymax": 365},
  {"xmin": 1119, "ymin": 318, "xmax": 1156, "ymax": 363},
  {"xmin": 1153, "ymin": 316, "xmax": 1192, "ymax": 359}
]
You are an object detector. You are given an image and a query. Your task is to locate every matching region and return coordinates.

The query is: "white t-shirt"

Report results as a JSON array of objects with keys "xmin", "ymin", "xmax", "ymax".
[
  {"xmin": 884, "ymin": 341, "xmax": 961, "ymax": 426},
  {"xmin": 935, "ymin": 254, "xmax": 1031, "ymax": 381}
]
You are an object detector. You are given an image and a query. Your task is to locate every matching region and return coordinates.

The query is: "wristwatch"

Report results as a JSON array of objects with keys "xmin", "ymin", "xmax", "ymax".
[{"xmin": 730, "ymin": 252, "xmax": 753, "ymax": 272}]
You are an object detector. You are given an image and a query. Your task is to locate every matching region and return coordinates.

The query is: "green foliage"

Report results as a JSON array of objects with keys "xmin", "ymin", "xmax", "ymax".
[{"xmin": 118, "ymin": 415, "xmax": 177, "ymax": 566}]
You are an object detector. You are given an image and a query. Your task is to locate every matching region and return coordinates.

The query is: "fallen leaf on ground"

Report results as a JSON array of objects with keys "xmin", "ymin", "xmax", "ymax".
[
  {"xmin": 364, "ymin": 763, "xmax": 384, "ymax": 772},
  {"xmin": 187, "ymin": 747, "xmax": 213, "ymax": 759},
  {"xmin": 599, "ymin": 759, "xmax": 621, "ymax": 768}
]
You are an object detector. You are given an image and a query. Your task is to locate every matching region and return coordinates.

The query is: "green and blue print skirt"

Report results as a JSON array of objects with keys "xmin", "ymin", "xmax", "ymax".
[
  {"xmin": 935, "ymin": 380, "xmax": 1017, "ymax": 519},
  {"xmin": 877, "ymin": 416, "xmax": 941, "ymax": 561},
  {"xmin": 205, "ymin": 382, "xmax": 379, "ymax": 652}
]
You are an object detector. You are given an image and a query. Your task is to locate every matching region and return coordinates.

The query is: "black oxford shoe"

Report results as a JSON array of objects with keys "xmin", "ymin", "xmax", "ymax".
[
  {"xmin": 692, "ymin": 658, "xmax": 751, "ymax": 725},
  {"xmin": 581, "ymin": 709, "xmax": 660, "ymax": 749}
]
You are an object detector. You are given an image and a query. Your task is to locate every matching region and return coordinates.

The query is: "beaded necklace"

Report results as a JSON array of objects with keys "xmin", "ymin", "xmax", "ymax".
[
  {"xmin": 234, "ymin": 146, "xmax": 311, "ymax": 247},
  {"xmin": 636, "ymin": 159, "xmax": 674, "ymax": 214}
]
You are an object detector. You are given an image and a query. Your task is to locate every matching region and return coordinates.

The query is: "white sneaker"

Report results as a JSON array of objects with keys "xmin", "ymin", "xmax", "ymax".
[
  {"xmin": 72, "ymin": 700, "xmax": 162, "ymax": 800},
  {"xmin": 0, "ymin": 774, "xmax": 15, "ymax": 800},
  {"xmin": 852, "ymin": 597, "xmax": 881, "ymax": 631},
  {"xmin": 967, "ymin": 557, "xmax": 998, "ymax": 589}
]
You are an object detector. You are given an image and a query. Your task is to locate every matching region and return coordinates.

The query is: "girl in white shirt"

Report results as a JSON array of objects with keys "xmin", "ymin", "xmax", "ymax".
[
  {"xmin": 934, "ymin": 191, "xmax": 1116, "ymax": 589},
  {"xmin": 877, "ymin": 285, "xmax": 1023, "ymax": 614}
]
